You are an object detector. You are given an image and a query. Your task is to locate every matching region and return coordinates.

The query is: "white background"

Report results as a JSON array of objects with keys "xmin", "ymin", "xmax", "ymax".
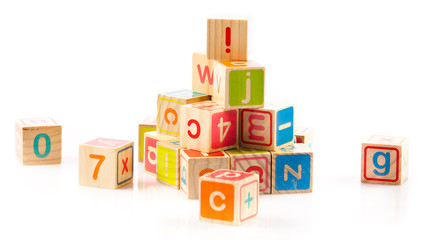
[{"xmin": 1, "ymin": 1, "xmax": 426, "ymax": 239}]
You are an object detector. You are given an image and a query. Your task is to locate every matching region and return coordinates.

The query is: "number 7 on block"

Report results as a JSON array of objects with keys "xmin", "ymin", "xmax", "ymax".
[{"xmin": 90, "ymin": 154, "xmax": 105, "ymax": 180}]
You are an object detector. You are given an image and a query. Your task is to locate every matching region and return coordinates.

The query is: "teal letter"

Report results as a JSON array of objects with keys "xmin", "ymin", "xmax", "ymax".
[
  {"xmin": 33, "ymin": 133, "xmax": 51, "ymax": 158},
  {"xmin": 373, "ymin": 152, "xmax": 390, "ymax": 176}
]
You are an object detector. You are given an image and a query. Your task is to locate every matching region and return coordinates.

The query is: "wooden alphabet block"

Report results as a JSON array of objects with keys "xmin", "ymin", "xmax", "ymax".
[
  {"xmin": 271, "ymin": 144, "xmax": 313, "ymax": 194},
  {"xmin": 192, "ymin": 52, "xmax": 214, "ymax": 95},
  {"xmin": 15, "ymin": 118, "xmax": 61, "ymax": 165},
  {"xmin": 156, "ymin": 140, "xmax": 181, "ymax": 189},
  {"xmin": 294, "ymin": 127, "xmax": 313, "ymax": 149},
  {"xmin": 144, "ymin": 131, "xmax": 178, "ymax": 175},
  {"xmin": 226, "ymin": 148, "xmax": 272, "ymax": 194},
  {"xmin": 207, "ymin": 19, "xmax": 248, "ymax": 61},
  {"xmin": 200, "ymin": 169, "xmax": 258, "ymax": 225},
  {"xmin": 157, "ymin": 90, "xmax": 210, "ymax": 137},
  {"xmin": 138, "ymin": 116, "xmax": 157, "ymax": 162},
  {"xmin": 361, "ymin": 135, "xmax": 409, "ymax": 185},
  {"xmin": 180, "ymin": 101, "xmax": 238, "ymax": 153},
  {"xmin": 180, "ymin": 149, "xmax": 230, "ymax": 199},
  {"xmin": 240, "ymin": 103, "xmax": 294, "ymax": 151},
  {"xmin": 79, "ymin": 138, "xmax": 134, "ymax": 189},
  {"xmin": 213, "ymin": 60, "xmax": 264, "ymax": 109}
]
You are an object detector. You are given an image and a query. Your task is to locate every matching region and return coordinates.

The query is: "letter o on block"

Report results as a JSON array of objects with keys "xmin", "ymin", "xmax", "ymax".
[{"xmin": 199, "ymin": 169, "xmax": 259, "ymax": 225}]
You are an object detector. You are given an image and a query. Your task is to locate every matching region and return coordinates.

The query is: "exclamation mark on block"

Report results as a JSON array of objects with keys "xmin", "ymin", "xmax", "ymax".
[{"xmin": 225, "ymin": 27, "xmax": 231, "ymax": 53}]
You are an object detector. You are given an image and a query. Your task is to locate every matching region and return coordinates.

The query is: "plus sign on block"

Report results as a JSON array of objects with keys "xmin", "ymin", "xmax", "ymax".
[
  {"xmin": 361, "ymin": 135, "xmax": 409, "ymax": 185},
  {"xmin": 200, "ymin": 169, "xmax": 259, "ymax": 225},
  {"xmin": 79, "ymin": 138, "xmax": 134, "ymax": 189}
]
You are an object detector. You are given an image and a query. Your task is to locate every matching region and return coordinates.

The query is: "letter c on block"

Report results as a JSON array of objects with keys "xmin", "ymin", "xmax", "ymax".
[
  {"xmin": 209, "ymin": 191, "xmax": 226, "ymax": 211},
  {"xmin": 164, "ymin": 108, "xmax": 178, "ymax": 125},
  {"xmin": 187, "ymin": 119, "xmax": 201, "ymax": 139}
]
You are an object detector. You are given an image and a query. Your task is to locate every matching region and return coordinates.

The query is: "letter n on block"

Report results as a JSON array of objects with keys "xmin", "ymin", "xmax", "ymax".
[
  {"xmin": 361, "ymin": 135, "xmax": 409, "ymax": 185},
  {"xmin": 240, "ymin": 103, "xmax": 294, "ymax": 151},
  {"xmin": 271, "ymin": 144, "xmax": 313, "ymax": 194},
  {"xmin": 200, "ymin": 170, "xmax": 259, "ymax": 225}
]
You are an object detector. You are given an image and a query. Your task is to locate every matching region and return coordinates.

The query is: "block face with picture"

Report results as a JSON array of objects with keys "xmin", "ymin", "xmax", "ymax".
[
  {"xmin": 15, "ymin": 118, "xmax": 62, "ymax": 165},
  {"xmin": 213, "ymin": 60, "xmax": 264, "ymax": 110},
  {"xmin": 271, "ymin": 144, "xmax": 313, "ymax": 194},
  {"xmin": 227, "ymin": 148, "xmax": 272, "ymax": 194},
  {"xmin": 157, "ymin": 90, "xmax": 210, "ymax": 137},
  {"xmin": 199, "ymin": 169, "xmax": 259, "ymax": 226},
  {"xmin": 180, "ymin": 101, "xmax": 238, "ymax": 153},
  {"xmin": 240, "ymin": 103, "xmax": 294, "ymax": 151},
  {"xmin": 180, "ymin": 149, "xmax": 230, "ymax": 199},
  {"xmin": 361, "ymin": 135, "xmax": 409, "ymax": 185},
  {"xmin": 79, "ymin": 138, "xmax": 134, "ymax": 189}
]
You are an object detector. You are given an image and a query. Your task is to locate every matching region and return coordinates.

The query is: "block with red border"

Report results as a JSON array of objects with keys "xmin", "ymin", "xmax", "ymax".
[
  {"xmin": 157, "ymin": 90, "xmax": 210, "ymax": 137},
  {"xmin": 200, "ymin": 169, "xmax": 259, "ymax": 225},
  {"xmin": 180, "ymin": 149, "xmax": 230, "ymax": 199},
  {"xmin": 138, "ymin": 116, "xmax": 157, "ymax": 163},
  {"xmin": 79, "ymin": 138, "xmax": 134, "ymax": 189},
  {"xmin": 143, "ymin": 131, "xmax": 178, "ymax": 176},
  {"xmin": 361, "ymin": 135, "xmax": 409, "ymax": 185},
  {"xmin": 15, "ymin": 118, "xmax": 62, "ymax": 165},
  {"xmin": 239, "ymin": 103, "xmax": 294, "ymax": 151},
  {"xmin": 294, "ymin": 127, "xmax": 313, "ymax": 150},
  {"xmin": 226, "ymin": 148, "xmax": 272, "ymax": 194},
  {"xmin": 180, "ymin": 101, "xmax": 238, "ymax": 153}
]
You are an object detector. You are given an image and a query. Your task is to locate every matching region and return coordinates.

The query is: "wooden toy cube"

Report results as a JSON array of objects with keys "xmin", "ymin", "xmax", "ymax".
[
  {"xmin": 200, "ymin": 169, "xmax": 258, "ymax": 225},
  {"xmin": 144, "ymin": 131, "xmax": 177, "ymax": 175},
  {"xmin": 207, "ymin": 19, "xmax": 248, "ymax": 61},
  {"xmin": 180, "ymin": 149, "xmax": 230, "ymax": 199},
  {"xmin": 15, "ymin": 118, "xmax": 61, "ymax": 165},
  {"xmin": 213, "ymin": 60, "xmax": 264, "ymax": 110},
  {"xmin": 227, "ymin": 148, "xmax": 272, "ymax": 194},
  {"xmin": 180, "ymin": 101, "xmax": 238, "ymax": 153},
  {"xmin": 361, "ymin": 135, "xmax": 409, "ymax": 185},
  {"xmin": 79, "ymin": 138, "xmax": 134, "ymax": 189},
  {"xmin": 157, "ymin": 90, "xmax": 210, "ymax": 137},
  {"xmin": 240, "ymin": 103, "xmax": 294, "ymax": 151},
  {"xmin": 271, "ymin": 144, "xmax": 313, "ymax": 194},
  {"xmin": 294, "ymin": 127, "xmax": 313, "ymax": 149},
  {"xmin": 138, "ymin": 116, "xmax": 157, "ymax": 162},
  {"xmin": 157, "ymin": 140, "xmax": 181, "ymax": 189},
  {"xmin": 192, "ymin": 52, "xmax": 214, "ymax": 95}
]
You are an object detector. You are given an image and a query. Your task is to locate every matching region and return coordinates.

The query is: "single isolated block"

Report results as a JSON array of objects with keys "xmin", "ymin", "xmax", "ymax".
[
  {"xmin": 207, "ymin": 19, "xmax": 248, "ymax": 61},
  {"xmin": 361, "ymin": 135, "xmax": 409, "ymax": 185},
  {"xmin": 180, "ymin": 149, "xmax": 230, "ymax": 199},
  {"xmin": 240, "ymin": 103, "xmax": 294, "ymax": 151},
  {"xmin": 15, "ymin": 118, "xmax": 62, "ymax": 165},
  {"xmin": 138, "ymin": 116, "xmax": 157, "ymax": 162},
  {"xmin": 271, "ymin": 144, "xmax": 313, "ymax": 194},
  {"xmin": 213, "ymin": 60, "xmax": 265, "ymax": 109},
  {"xmin": 227, "ymin": 148, "xmax": 272, "ymax": 194},
  {"xmin": 144, "ymin": 131, "xmax": 178, "ymax": 176},
  {"xmin": 79, "ymin": 138, "xmax": 134, "ymax": 189},
  {"xmin": 157, "ymin": 140, "xmax": 181, "ymax": 189},
  {"xmin": 192, "ymin": 52, "xmax": 214, "ymax": 95},
  {"xmin": 200, "ymin": 169, "xmax": 259, "ymax": 226},
  {"xmin": 157, "ymin": 90, "xmax": 210, "ymax": 137},
  {"xmin": 180, "ymin": 100, "xmax": 238, "ymax": 153},
  {"xmin": 294, "ymin": 127, "xmax": 313, "ymax": 149}
]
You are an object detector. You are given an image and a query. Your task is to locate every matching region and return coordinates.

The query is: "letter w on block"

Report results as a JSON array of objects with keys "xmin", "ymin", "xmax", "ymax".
[{"xmin": 198, "ymin": 64, "xmax": 214, "ymax": 85}]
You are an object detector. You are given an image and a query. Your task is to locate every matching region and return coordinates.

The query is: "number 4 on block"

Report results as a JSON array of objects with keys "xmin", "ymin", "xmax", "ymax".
[{"xmin": 79, "ymin": 138, "xmax": 134, "ymax": 189}]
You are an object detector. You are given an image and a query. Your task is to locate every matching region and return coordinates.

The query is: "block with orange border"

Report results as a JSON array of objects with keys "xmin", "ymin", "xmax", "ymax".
[
  {"xmin": 212, "ymin": 60, "xmax": 264, "ymax": 110},
  {"xmin": 79, "ymin": 138, "xmax": 134, "ymax": 189},
  {"xmin": 157, "ymin": 90, "xmax": 210, "ymax": 137},
  {"xmin": 180, "ymin": 149, "xmax": 230, "ymax": 199},
  {"xmin": 200, "ymin": 169, "xmax": 259, "ymax": 225}
]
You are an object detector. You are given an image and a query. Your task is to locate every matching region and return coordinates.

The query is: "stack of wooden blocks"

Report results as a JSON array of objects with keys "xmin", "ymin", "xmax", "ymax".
[{"xmin": 139, "ymin": 19, "xmax": 314, "ymax": 225}]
